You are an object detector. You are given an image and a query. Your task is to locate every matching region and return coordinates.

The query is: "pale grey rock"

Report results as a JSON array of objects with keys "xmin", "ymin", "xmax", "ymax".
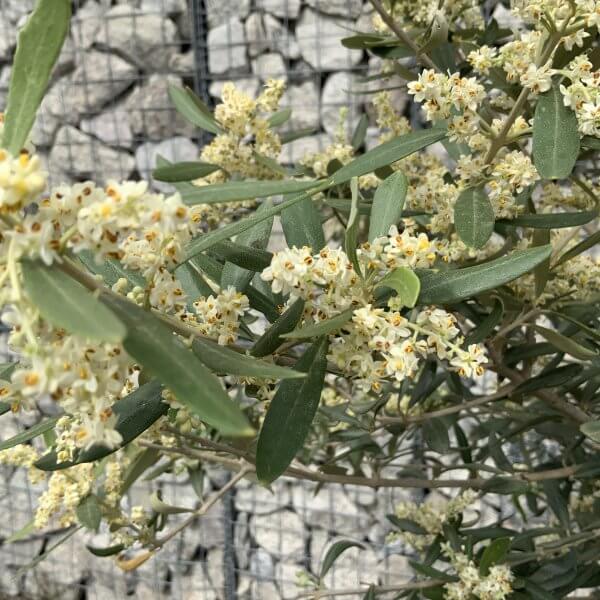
[
  {"xmin": 245, "ymin": 13, "xmax": 300, "ymax": 59},
  {"xmin": 279, "ymin": 133, "xmax": 329, "ymax": 164},
  {"xmin": 95, "ymin": 6, "xmax": 178, "ymax": 71},
  {"xmin": 0, "ymin": 66, "xmax": 11, "ymax": 110},
  {"xmin": 306, "ymin": 0, "xmax": 363, "ymax": 18},
  {"xmin": 292, "ymin": 486, "xmax": 371, "ymax": 535},
  {"xmin": 135, "ymin": 136, "xmax": 198, "ymax": 191},
  {"xmin": 45, "ymin": 51, "xmax": 137, "ymax": 124},
  {"xmin": 355, "ymin": 5, "xmax": 377, "ymax": 33},
  {"xmin": 296, "ymin": 8, "xmax": 363, "ymax": 70},
  {"xmin": 276, "ymin": 561, "xmax": 306, "ymax": 599},
  {"xmin": 321, "ymin": 71, "xmax": 364, "ymax": 136},
  {"xmin": 50, "ymin": 126, "xmax": 135, "ymax": 182},
  {"xmin": 30, "ymin": 104, "xmax": 61, "ymax": 148},
  {"xmin": 125, "ymin": 74, "xmax": 196, "ymax": 140},
  {"xmin": 493, "ymin": 3, "xmax": 523, "ymax": 30},
  {"xmin": 0, "ymin": 15, "xmax": 17, "ymax": 61},
  {"xmin": 251, "ymin": 581, "xmax": 281, "ymax": 600},
  {"xmin": 250, "ymin": 510, "xmax": 306, "ymax": 559},
  {"xmin": 252, "ymin": 52, "xmax": 287, "ymax": 81},
  {"xmin": 207, "ymin": 17, "xmax": 248, "ymax": 74},
  {"xmin": 235, "ymin": 479, "xmax": 291, "ymax": 514},
  {"xmin": 344, "ymin": 484, "xmax": 378, "ymax": 508},
  {"xmin": 206, "ymin": 0, "xmax": 251, "ymax": 28},
  {"xmin": 378, "ymin": 554, "xmax": 411, "ymax": 585},
  {"xmin": 81, "ymin": 108, "xmax": 134, "ymax": 148},
  {"xmin": 209, "ymin": 77, "xmax": 260, "ymax": 100},
  {"xmin": 235, "ymin": 511, "xmax": 251, "ymax": 570},
  {"xmin": 255, "ymin": 0, "xmax": 301, "ymax": 19},
  {"xmin": 140, "ymin": 0, "xmax": 187, "ymax": 14},
  {"xmin": 169, "ymin": 51, "xmax": 195, "ymax": 75},
  {"xmin": 250, "ymin": 547, "xmax": 275, "ymax": 580},
  {"xmin": 71, "ymin": 1, "xmax": 106, "ymax": 48},
  {"xmin": 3, "ymin": 0, "xmax": 35, "ymax": 24},
  {"xmin": 280, "ymin": 81, "xmax": 320, "ymax": 132},
  {"xmin": 365, "ymin": 56, "xmax": 409, "ymax": 122},
  {"xmin": 206, "ymin": 547, "xmax": 225, "ymax": 593}
]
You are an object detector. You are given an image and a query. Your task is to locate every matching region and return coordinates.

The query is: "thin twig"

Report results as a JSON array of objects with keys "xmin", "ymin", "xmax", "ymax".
[{"xmin": 292, "ymin": 580, "xmax": 444, "ymax": 599}]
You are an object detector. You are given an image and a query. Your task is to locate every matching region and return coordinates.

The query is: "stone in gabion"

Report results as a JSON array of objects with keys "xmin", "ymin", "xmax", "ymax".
[
  {"xmin": 246, "ymin": 12, "xmax": 300, "ymax": 59},
  {"xmin": 250, "ymin": 510, "xmax": 306, "ymax": 559},
  {"xmin": 95, "ymin": 6, "xmax": 178, "ymax": 71},
  {"xmin": 255, "ymin": 0, "xmax": 301, "ymax": 19},
  {"xmin": 71, "ymin": 1, "xmax": 106, "ymax": 49},
  {"xmin": 207, "ymin": 17, "xmax": 248, "ymax": 75},
  {"xmin": 250, "ymin": 548, "xmax": 276, "ymax": 581},
  {"xmin": 252, "ymin": 52, "xmax": 287, "ymax": 82},
  {"xmin": 205, "ymin": 0, "xmax": 251, "ymax": 28},
  {"xmin": 296, "ymin": 8, "xmax": 363, "ymax": 71},
  {"xmin": 44, "ymin": 51, "xmax": 138, "ymax": 124},
  {"xmin": 50, "ymin": 125, "xmax": 135, "ymax": 182},
  {"xmin": 81, "ymin": 108, "xmax": 134, "ymax": 149},
  {"xmin": 0, "ymin": 14, "xmax": 17, "ymax": 61},
  {"xmin": 280, "ymin": 81, "xmax": 321, "ymax": 132},
  {"xmin": 140, "ymin": 0, "xmax": 187, "ymax": 14},
  {"xmin": 125, "ymin": 74, "xmax": 196, "ymax": 141},
  {"xmin": 306, "ymin": 0, "xmax": 363, "ymax": 18},
  {"xmin": 321, "ymin": 71, "xmax": 364, "ymax": 136}
]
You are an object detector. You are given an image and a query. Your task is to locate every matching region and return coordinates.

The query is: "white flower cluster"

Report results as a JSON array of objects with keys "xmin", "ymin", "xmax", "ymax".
[
  {"xmin": 261, "ymin": 226, "xmax": 487, "ymax": 391},
  {"xmin": 560, "ymin": 56, "xmax": 600, "ymax": 136},
  {"xmin": 444, "ymin": 544, "xmax": 514, "ymax": 600},
  {"xmin": 389, "ymin": 490, "xmax": 479, "ymax": 551}
]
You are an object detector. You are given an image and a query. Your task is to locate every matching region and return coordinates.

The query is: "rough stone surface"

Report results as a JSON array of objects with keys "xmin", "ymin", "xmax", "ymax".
[
  {"xmin": 296, "ymin": 8, "xmax": 363, "ymax": 71},
  {"xmin": 250, "ymin": 510, "xmax": 306, "ymax": 559},
  {"xmin": 252, "ymin": 52, "xmax": 287, "ymax": 81},
  {"xmin": 280, "ymin": 133, "xmax": 329, "ymax": 164},
  {"xmin": 81, "ymin": 108, "xmax": 134, "ymax": 148},
  {"xmin": 125, "ymin": 74, "xmax": 196, "ymax": 140},
  {"xmin": 306, "ymin": 0, "xmax": 363, "ymax": 18},
  {"xmin": 140, "ymin": 0, "xmax": 187, "ymax": 14},
  {"xmin": 50, "ymin": 125, "xmax": 135, "ymax": 182},
  {"xmin": 207, "ymin": 17, "xmax": 248, "ymax": 74},
  {"xmin": 0, "ymin": 66, "xmax": 11, "ymax": 110},
  {"xmin": 321, "ymin": 71, "xmax": 363, "ymax": 136},
  {"xmin": 45, "ymin": 51, "xmax": 138, "ymax": 124},
  {"xmin": 95, "ymin": 6, "xmax": 178, "ymax": 71},
  {"xmin": 206, "ymin": 0, "xmax": 251, "ymax": 28},
  {"xmin": 246, "ymin": 13, "xmax": 300, "ymax": 59},
  {"xmin": 0, "ymin": 15, "xmax": 17, "ymax": 61},
  {"xmin": 236, "ymin": 479, "xmax": 291, "ymax": 514},
  {"xmin": 255, "ymin": 0, "xmax": 301, "ymax": 19},
  {"xmin": 71, "ymin": 1, "xmax": 106, "ymax": 48},
  {"xmin": 280, "ymin": 81, "xmax": 321, "ymax": 132}
]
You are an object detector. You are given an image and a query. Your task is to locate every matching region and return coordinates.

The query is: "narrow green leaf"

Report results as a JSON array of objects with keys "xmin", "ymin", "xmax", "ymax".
[
  {"xmin": 175, "ymin": 261, "xmax": 214, "ymax": 302},
  {"xmin": 21, "ymin": 261, "xmax": 126, "ymax": 343},
  {"xmin": 168, "ymin": 85, "xmax": 222, "ymax": 135},
  {"xmin": 534, "ymin": 325, "xmax": 597, "ymax": 360},
  {"xmin": 251, "ymin": 298, "xmax": 305, "ymax": 357},
  {"xmin": 418, "ymin": 245, "xmax": 552, "ymax": 304},
  {"xmin": 500, "ymin": 210, "xmax": 597, "ymax": 229},
  {"xmin": 368, "ymin": 171, "xmax": 408, "ymax": 242},
  {"xmin": 180, "ymin": 179, "xmax": 321, "ymax": 205},
  {"xmin": 87, "ymin": 544, "xmax": 125, "ymax": 557},
  {"xmin": 423, "ymin": 418, "xmax": 450, "ymax": 453},
  {"xmin": 465, "ymin": 299, "xmax": 504, "ymax": 344},
  {"xmin": 345, "ymin": 178, "xmax": 362, "ymax": 277},
  {"xmin": 351, "ymin": 114, "xmax": 369, "ymax": 150},
  {"xmin": 280, "ymin": 128, "xmax": 318, "ymax": 144},
  {"xmin": 76, "ymin": 495, "xmax": 102, "ymax": 531},
  {"xmin": 542, "ymin": 480, "xmax": 571, "ymax": 532},
  {"xmin": 320, "ymin": 539, "xmax": 366, "ymax": 580},
  {"xmin": 482, "ymin": 477, "xmax": 528, "ymax": 495},
  {"xmin": 281, "ymin": 309, "xmax": 354, "ymax": 340},
  {"xmin": 375, "ymin": 267, "xmax": 420, "ymax": 308},
  {"xmin": 253, "ymin": 152, "xmax": 291, "ymax": 176},
  {"xmin": 362, "ymin": 585, "xmax": 376, "ymax": 600},
  {"xmin": 532, "ymin": 229, "xmax": 551, "ymax": 298},
  {"xmin": 221, "ymin": 200, "xmax": 274, "ymax": 292},
  {"xmin": 387, "ymin": 515, "xmax": 428, "ymax": 535},
  {"xmin": 514, "ymin": 364, "xmax": 582, "ymax": 395},
  {"xmin": 329, "ymin": 128, "xmax": 446, "ymax": 185},
  {"xmin": 2, "ymin": 0, "xmax": 71, "ymax": 154},
  {"xmin": 35, "ymin": 380, "xmax": 167, "ymax": 470},
  {"xmin": 102, "ymin": 296, "xmax": 252, "ymax": 437},
  {"xmin": 581, "ymin": 420, "xmax": 600, "ymax": 443},
  {"xmin": 479, "ymin": 538, "xmax": 511, "ymax": 576},
  {"xmin": 268, "ymin": 107, "xmax": 292, "ymax": 127},
  {"xmin": 0, "ymin": 362, "xmax": 18, "ymax": 380},
  {"xmin": 212, "ymin": 241, "xmax": 273, "ymax": 273},
  {"xmin": 5, "ymin": 520, "xmax": 36, "ymax": 544},
  {"xmin": 256, "ymin": 338, "xmax": 329, "ymax": 483},
  {"xmin": 192, "ymin": 338, "xmax": 306, "ymax": 380},
  {"xmin": 281, "ymin": 195, "xmax": 325, "ymax": 252},
  {"xmin": 554, "ymin": 230, "xmax": 600, "ymax": 267},
  {"xmin": 454, "ymin": 187, "xmax": 494, "ymax": 249},
  {"xmin": 0, "ymin": 417, "xmax": 59, "ymax": 452},
  {"xmin": 150, "ymin": 491, "xmax": 192, "ymax": 515},
  {"xmin": 185, "ymin": 193, "xmax": 316, "ymax": 261},
  {"xmin": 121, "ymin": 448, "xmax": 160, "ymax": 494},
  {"xmin": 533, "ymin": 83, "xmax": 580, "ymax": 179},
  {"xmin": 78, "ymin": 251, "xmax": 146, "ymax": 289},
  {"xmin": 153, "ymin": 161, "xmax": 220, "ymax": 182}
]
